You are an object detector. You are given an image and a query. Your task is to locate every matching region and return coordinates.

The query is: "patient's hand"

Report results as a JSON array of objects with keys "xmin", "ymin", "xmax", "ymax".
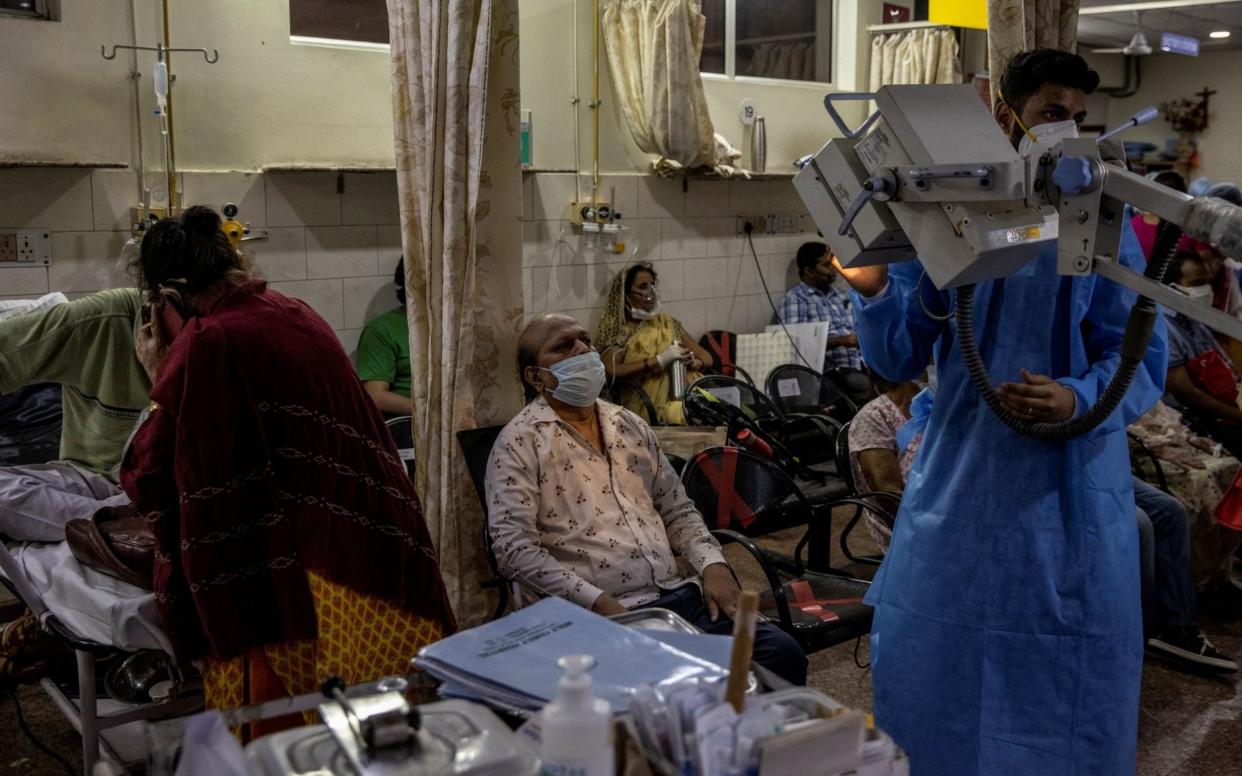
[
  {"xmin": 702, "ymin": 563, "xmax": 741, "ymax": 622},
  {"xmin": 136, "ymin": 321, "xmax": 166, "ymax": 382},
  {"xmin": 590, "ymin": 592, "xmax": 628, "ymax": 617}
]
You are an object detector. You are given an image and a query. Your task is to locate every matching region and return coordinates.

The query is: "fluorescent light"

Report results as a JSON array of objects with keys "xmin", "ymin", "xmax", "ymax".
[{"xmin": 1210, "ymin": 30, "xmax": 1231, "ymax": 39}]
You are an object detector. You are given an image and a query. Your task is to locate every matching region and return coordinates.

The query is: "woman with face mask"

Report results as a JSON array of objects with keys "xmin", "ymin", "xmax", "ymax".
[{"xmin": 597, "ymin": 263, "xmax": 715, "ymax": 424}]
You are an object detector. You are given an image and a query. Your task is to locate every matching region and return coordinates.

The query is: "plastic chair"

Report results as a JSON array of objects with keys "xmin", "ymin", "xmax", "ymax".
[
  {"xmin": 833, "ymin": 421, "xmax": 900, "ymax": 566},
  {"xmin": 765, "ymin": 363, "xmax": 858, "ymax": 422},
  {"xmin": 385, "ymin": 415, "xmax": 416, "ymax": 479},
  {"xmin": 608, "ymin": 381, "xmax": 660, "ymax": 426},
  {"xmin": 455, "ymin": 425, "xmax": 510, "ymax": 621},
  {"xmin": 680, "ymin": 446, "xmax": 874, "ymax": 654}
]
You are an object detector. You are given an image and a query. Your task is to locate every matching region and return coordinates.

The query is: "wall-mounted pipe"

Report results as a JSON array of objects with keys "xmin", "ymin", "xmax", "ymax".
[
  {"xmin": 591, "ymin": 0, "xmax": 601, "ymax": 207},
  {"xmin": 162, "ymin": 0, "xmax": 178, "ymax": 212}
]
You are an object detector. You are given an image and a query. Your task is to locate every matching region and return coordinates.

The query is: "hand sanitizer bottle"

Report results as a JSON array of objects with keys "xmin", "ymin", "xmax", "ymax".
[{"xmin": 541, "ymin": 655, "xmax": 613, "ymax": 776}]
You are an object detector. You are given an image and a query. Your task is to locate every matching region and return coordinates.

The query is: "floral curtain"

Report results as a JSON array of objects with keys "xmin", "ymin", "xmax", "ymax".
[
  {"xmin": 869, "ymin": 28, "xmax": 961, "ymax": 90},
  {"xmin": 987, "ymin": 0, "xmax": 1080, "ymax": 99},
  {"xmin": 602, "ymin": 0, "xmax": 718, "ymax": 170},
  {"xmin": 387, "ymin": 0, "xmax": 524, "ymax": 626}
]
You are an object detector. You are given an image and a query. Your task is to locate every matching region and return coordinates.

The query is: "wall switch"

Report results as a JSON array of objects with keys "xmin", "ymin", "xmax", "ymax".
[
  {"xmin": 776, "ymin": 214, "xmax": 802, "ymax": 234},
  {"xmin": 736, "ymin": 214, "xmax": 777, "ymax": 235}
]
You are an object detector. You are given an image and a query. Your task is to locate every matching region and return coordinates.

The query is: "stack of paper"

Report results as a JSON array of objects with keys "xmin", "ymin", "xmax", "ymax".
[{"xmin": 415, "ymin": 597, "xmax": 730, "ymax": 713}]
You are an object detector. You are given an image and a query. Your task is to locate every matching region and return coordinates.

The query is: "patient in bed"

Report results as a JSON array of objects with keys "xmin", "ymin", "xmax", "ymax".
[
  {"xmin": 0, "ymin": 289, "xmax": 150, "ymax": 541},
  {"xmin": 121, "ymin": 206, "xmax": 455, "ymax": 720}
]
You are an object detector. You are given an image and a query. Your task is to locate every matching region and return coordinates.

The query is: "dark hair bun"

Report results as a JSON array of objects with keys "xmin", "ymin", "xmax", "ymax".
[{"xmin": 181, "ymin": 205, "xmax": 222, "ymax": 240}]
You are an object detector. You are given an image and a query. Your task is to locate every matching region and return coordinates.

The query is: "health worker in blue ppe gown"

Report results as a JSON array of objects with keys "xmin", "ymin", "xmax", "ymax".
[{"xmin": 835, "ymin": 49, "xmax": 1168, "ymax": 775}]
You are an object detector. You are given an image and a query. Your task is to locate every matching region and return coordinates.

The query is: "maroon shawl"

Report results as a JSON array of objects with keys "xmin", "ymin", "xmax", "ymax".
[{"xmin": 122, "ymin": 280, "xmax": 456, "ymax": 662}]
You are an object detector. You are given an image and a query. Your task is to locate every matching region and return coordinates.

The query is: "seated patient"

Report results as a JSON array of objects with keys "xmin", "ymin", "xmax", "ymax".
[
  {"xmin": 357, "ymin": 258, "xmax": 413, "ymax": 417},
  {"xmin": 847, "ymin": 372, "xmax": 926, "ymax": 550},
  {"xmin": 0, "ymin": 289, "xmax": 150, "ymax": 541},
  {"xmin": 1163, "ymin": 250, "xmax": 1242, "ymax": 457},
  {"xmin": 121, "ymin": 207, "xmax": 456, "ymax": 713},
  {"xmin": 487, "ymin": 313, "xmax": 808, "ymax": 685}
]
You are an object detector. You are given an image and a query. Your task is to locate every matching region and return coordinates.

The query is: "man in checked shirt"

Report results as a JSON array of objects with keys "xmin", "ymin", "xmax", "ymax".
[
  {"xmin": 780, "ymin": 241, "xmax": 874, "ymax": 406},
  {"xmin": 485, "ymin": 314, "xmax": 808, "ymax": 685}
]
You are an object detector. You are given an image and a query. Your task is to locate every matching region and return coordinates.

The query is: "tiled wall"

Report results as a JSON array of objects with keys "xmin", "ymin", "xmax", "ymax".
[
  {"xmin": 521, "ymin": 172, "xmax": 819, "ymax": 338},
  {"xmin": 0, "ymin": 168, "xmax": 404, "ymax": 359},
  {"xmin": 2, "ymin": 168, "xmax": 819, "ymax": 361}
]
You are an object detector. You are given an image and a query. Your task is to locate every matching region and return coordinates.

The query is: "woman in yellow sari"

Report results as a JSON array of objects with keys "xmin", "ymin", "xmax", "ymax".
[{"xmin": 598, "ymin": 263, "xmax": 715, "ymax": 424}]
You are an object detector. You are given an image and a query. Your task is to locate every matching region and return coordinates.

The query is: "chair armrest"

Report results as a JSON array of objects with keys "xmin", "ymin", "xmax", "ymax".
[{"xmin": 710, "ymin": 528, "xmax": 795, "ymax": 632}]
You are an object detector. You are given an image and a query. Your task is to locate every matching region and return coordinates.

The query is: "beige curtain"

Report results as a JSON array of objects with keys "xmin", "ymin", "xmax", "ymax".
[
  {"xmin": 387, "ymin": 0, "xmax": 524, "ymax": 626},
  {"xmin": 987, "ymin": 0, "xmax": 1080, "ymax": 98},
  {"xmin": 869, "ymin": 28, "xmax": 961, "ymax": 90},
  {"xmin": 602, "ymin": 0, "xmax": 718, "ymax": 170}
]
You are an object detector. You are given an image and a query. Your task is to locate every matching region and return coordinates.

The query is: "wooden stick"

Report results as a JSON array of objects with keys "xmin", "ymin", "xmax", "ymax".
[{"xmin": 725, "ymin": 591, "xmax": 760, "ymax": 713}]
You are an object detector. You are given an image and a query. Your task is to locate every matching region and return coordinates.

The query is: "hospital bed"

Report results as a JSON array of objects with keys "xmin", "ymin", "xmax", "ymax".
[{"xmin": 0, "ymin": 540, "xmax": 202, "ymax": 772}]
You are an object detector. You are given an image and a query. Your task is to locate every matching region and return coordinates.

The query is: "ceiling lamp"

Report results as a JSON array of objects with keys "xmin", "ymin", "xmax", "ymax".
[{"xmin": 1209, "ymin": 30, "xmax": 1231, "ymax": 39}]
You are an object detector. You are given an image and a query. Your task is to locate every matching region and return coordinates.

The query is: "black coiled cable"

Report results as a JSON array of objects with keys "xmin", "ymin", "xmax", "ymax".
[{"xmin": 955, "ymin": 220, "xmax": 1182, "ymax": 441}]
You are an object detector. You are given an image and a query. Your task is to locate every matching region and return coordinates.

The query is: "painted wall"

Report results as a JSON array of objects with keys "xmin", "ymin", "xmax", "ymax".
[
  {"xmin": 1086, "ymin": 50, "xmax": 1242, "ymax": 184},
  {"xmin": 520, "ymin": 0, "xmax": 881, "ymax": 175},
  {"xmin": 0, "ymin": 0, "xmax": 396, "ymax": 171}
]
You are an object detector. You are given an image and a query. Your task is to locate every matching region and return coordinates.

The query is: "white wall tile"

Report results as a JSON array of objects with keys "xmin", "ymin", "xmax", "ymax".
[
  {"xmin": 341, "ymin": 173, "xmax": 400, "ymax": 225},
  {"xmin": 0, "ymin": 267, "xmax": 49, "ymax": 296},
  {"xmin": 530, "ymin": 173, "xmax": 583, "ymax": 220},
  {"xmin": 598, "ymin": 175, "xmax": 639, "ymax": 219},
  {"xmin": 90, "ymin": 169, "xmax": 141, "ymax": 231},
  {"xmin": 265, "ymin": 172, "xmax": 343, "ymax": 227},
  {"xmin": 621, "ymin": 217, "xmax": 662, "ymax": 263},
  {"xmin": 649, "ymin": 258, "xmax": 685, "ymax": 302},
  {"xmin": 49, "ymin": 231, "xmax": 133, "ymax": 293},
  {"xmin": 529, "ymin": 266, "xmax": 552, "ymax": 313},
  {"xmin": 704, "ymin": 217, "xmax": 743, "ymax": 259},
  {"xmin": 636, "ymin": 176, "xmax": 685, "ymax": 218},
  {"xmin": 337, "ymin": 328, "xmax": 363, "ymax": 361},
  {"xmin": 769, "ymin": 178, "xmax": 808, "ymax": 214},
  {"xmin": 0, "ymin": 169, "xmax": 94, "ymax": 231},
  {"xmin": 181, "ymin": 171, "xmax": 267, "ymax": 226},
  {"xmin": 249, "ymin": 227, "xmax": 307, "ymax": 282},
  {"xmin": 681, "ymin": 256, "xmax": 735, "ymax": 300},
  {"xmin": 521, "ymin": 174, "xmax": 533, "ymax": 221},
  {"xmin": 523, "ymin": 266, "xmax": 533, "ymax": 314},
  {"xmin": 661, "ymin": 218, "xmax": 708, "ymax": 260},
  {"xmin": 728, "ymin": 179, "xmax": 771, "ymax": 213},
  {"xmin": 523, "ymin": 220, "xmax": 575, "ymax": 267},
  {"xmin": 307, "ymin": 225, "xmax": 378, "ymax": 279},
  {"xmin": 683, "ymin": 179, "xmax": 730, "ymax": 217},
  {"xmin": 662, "ymin": 300, "xmax": 706, "ymax": 337},
  {"xmin": 377, "ymin": 224, "xmax": 403, "ymax": 273},
  {"xmin": 344, "ymin": 275, "xmax": 398, "ymax": 330},
  {"xmin": 270, "ymin": 278, "xmax": 345, "ymax": 329},
  {"xmin": 544, "ymin": 262, "xmax": 614, "ymax": 311}
]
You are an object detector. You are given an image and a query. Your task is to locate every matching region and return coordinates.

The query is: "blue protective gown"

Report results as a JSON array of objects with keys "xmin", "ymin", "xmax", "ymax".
[{"xmin": 853, "ymin": 226, "xmax": 1167, "ymax": 775}]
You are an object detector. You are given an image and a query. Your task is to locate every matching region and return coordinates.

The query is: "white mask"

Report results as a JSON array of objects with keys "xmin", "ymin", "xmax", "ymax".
[
  {"xmin": 1172, "ymin": 283, "xmax": 1213, "ymax": 303},
  {"xmin": 1017, "ymin": 119, "xmax": 1079, "ymax": 158},
  {"xmin": 627, "ymin": 286, "xmax": 660, "ymax": 321}
]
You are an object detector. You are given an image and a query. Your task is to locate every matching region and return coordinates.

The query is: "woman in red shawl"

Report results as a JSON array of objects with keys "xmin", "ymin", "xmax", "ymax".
[{"xmin": 123, "ymin": 206, "xmax": 455, "ymax": 718}]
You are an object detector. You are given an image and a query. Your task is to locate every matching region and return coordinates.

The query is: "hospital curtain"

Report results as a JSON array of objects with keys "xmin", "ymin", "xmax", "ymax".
[
  {"xmin": 602, "ymin": 0, "xmax": 719, "ymax": 171},
  {"xmin": 987, "ymin": 0, "xmax": 1080, "ymax": 101},
  {"xmin": 868, "ymin": 28, "xmax": 961, "ymax": 91},
  {"xmin": 387, "ymin": 0, "xmax": 524, "ymax": 626}
]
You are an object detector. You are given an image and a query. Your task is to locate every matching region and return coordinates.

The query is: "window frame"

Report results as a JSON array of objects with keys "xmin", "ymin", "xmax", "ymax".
[{"xmin": 700, "ymin": 0, "xmax": 837, "ymax": 89}]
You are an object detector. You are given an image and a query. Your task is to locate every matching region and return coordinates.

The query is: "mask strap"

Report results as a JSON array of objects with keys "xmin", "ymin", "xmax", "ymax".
[{"xmin": 996, "ymin": 92, "xmax": 1036, "ymax": 144}]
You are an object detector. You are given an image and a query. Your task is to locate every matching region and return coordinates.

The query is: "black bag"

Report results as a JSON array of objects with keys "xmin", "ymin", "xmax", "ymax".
[{"xmin": 0, "ymin": 383, "xmax": 62, "ymax": 466}]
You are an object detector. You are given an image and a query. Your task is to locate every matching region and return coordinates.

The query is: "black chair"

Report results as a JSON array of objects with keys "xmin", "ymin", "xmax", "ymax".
[
  {"xmin": 455, "ymin": 425, "xmax": 510, "ymax": 621},
  {"xmin": 608, "ymin": 381, "xmax": 660, "ymax": 426},
  {"xmin": 385, "ymin": 415, "xmax": 416, "ymax": 478},
  {"xmin": 680, "ymin": 446, "xmax": 874, "ymax": 654},
  {"xmin": 1128, "ymin": 432, "xmax": 1170, "ymax": 494},
  {"xmin": 833, "ymin": 421, "xmax": 900, "ymax": 567},
  {"xmin": 825, "ymin": 366, "xmax": 878, "ymax": 407},
  {"xmin": 683, "ymin": 375, "xmax": 782, "ymax": 428},
  {"xmin": 699, "ymin": 330, "xmax": 755, "ymax": 385},
  {"xmin": 765, "ymin": 363, "xmax": 858, "ymax": 423}
]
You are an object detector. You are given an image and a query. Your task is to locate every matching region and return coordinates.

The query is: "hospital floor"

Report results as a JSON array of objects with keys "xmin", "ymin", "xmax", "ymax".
[{"xmin": 2, "ymin": 507, "xmax": 1239, "ymax": 775}]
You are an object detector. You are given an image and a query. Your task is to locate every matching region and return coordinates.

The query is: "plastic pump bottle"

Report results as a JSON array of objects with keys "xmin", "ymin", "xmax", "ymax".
[{"xmin": 541, "ymin": 655, "xmax": 613, "ymax": 776}]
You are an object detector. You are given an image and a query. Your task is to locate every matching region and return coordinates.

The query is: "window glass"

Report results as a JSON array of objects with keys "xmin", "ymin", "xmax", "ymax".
[{"xmin": 290, "ymin": 0, "xmax": 389, "ymax": 45}]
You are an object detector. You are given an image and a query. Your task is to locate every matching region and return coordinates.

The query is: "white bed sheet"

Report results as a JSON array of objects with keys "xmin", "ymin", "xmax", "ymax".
[{"xmin": 2, "ymin": 541, "xmax": 171, "ymax": 654}]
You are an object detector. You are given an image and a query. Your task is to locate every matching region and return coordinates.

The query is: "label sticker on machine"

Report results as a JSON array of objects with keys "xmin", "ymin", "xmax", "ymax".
[
  {"xmin": 856, "ymin": 125, "xmax": 893, "ymax": 173},
  {"xmin": 708, "ymin": 387, "xmax": 742, "ymax": 408},
  {"xmin": 776, "ymin": 378, "xmax": 802, "ymax": 398}
]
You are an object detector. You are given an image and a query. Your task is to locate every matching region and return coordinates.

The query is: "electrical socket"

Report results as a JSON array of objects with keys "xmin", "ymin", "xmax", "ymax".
[
  {"xmin": 0, "ymin": 234, "xmax": 15, "ymax": 262},
  {"xmin": 736, "ymin": 213, "xmax": 776, "ymax": 235},
  {"xmin": 0, "ymin": 230, "xmax": 51, "ymax": 265},
  {"xmin": 775, "ymin": 214, "xmax": 802, "ymax": 234}
]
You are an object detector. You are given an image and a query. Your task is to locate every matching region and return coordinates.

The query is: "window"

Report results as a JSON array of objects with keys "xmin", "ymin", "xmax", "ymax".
[
  {"xmin": 700, "ymin": 0, "xmax": 832, "ymax": 83},
  {"xmin": 0, "ymin": 0, "xmax": 58, "ymax": 20},
  {"xmin": 290, "ymin": 0, "xmax": 389, "ymax": 46}
]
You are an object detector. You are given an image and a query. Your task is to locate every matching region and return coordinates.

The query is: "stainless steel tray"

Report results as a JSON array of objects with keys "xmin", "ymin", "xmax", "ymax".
[{"xmin": 608, "ymin": 607, "xmax": 700, "ymax": 633}]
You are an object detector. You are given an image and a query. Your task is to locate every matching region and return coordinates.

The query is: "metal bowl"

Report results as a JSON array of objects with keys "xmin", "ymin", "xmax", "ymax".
[{"xmin": 105, "ymin": 651, "xmax": 174, "ymax": 704}]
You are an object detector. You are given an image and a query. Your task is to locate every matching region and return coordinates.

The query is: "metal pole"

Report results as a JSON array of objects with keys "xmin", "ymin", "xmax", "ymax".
[{"xmin": 161, "ymin": 0, "xmax": 178, "ymax": 213}]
